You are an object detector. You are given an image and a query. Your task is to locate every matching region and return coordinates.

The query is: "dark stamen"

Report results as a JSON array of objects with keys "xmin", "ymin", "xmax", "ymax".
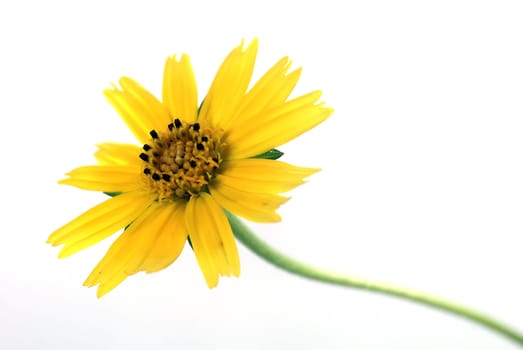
[
  {"xmin": 174, "ymin": 118, "xmax": 182, "ymax": 128},
  {"xmin": 143, "ymin": 144, "xmax": 152, "ymax": 151},
  {"xmin": 150, "ymin": 130, "xmax": 159, "ymax": 139},
  {"xmin": 201, "ymin": 136, "xmax": 208, "ymax": 142},
  {"xmin": 152, "ymin": 173, "xmax": 161, "ymax": 181},
  {"xmin": 193, "ymin": 123, "xmax": 200, "ymax": 131},
  {"xmin": 144, "ymin": 168, "xmax": 151, "ymax": 175},
  {"xmin": 189, "ymin": 160, "xmax": 197, "ymax": 168},
  {"xmin": 162, "ymin": 174, "xmax": 171, "ymax": 181},
  {"xmin": 139, "ymin": 153, "xmax": 149, "ymax": 162},
  {"xmin": 168, "ymin": 123, "xmax": 174, "ymax": 131},
  {"xmin": 196, "ymin": 143, "xmax": 204, "ymax": 151}
]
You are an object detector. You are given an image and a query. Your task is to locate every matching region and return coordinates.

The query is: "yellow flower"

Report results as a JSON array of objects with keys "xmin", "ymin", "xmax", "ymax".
[{"xmin": 48, "ymin": 39, "xmax": 333, "ymax": 297}]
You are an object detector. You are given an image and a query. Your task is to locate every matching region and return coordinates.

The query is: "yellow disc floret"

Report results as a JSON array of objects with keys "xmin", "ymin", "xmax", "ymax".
[{"xmin": 139, "ymin": 118, "xmax": 223, "ymax": 200}]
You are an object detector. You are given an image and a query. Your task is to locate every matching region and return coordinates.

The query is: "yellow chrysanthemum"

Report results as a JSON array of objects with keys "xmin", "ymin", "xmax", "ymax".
[{"xmin": 48, "ymin": 39, "xmax": 333, "ymax": 297}]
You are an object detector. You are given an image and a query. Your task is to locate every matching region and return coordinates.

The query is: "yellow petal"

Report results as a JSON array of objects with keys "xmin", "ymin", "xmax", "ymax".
[
  {"xmin": 59, "ymin": 165, "xmax": 143, "ymax": 192},
  {"xmin": 118, "ymin": 77, "xmax": 171, "ymax": 129},
  {"xmin": 84, "ymin": 201, "xmax": 180, "ymax": 297},
  {"xmin": 209, "ymin": 158, "xmax": 318, "ymax": 222},
  {"xmin": 218, "ymin": 159, "xmax": 320, "ymax": 193},
  {"xmin": 185, "ymin": 193, "xmax": 240, "ymax": 287},
  {"xmin": 199, "ymin": 39, "xmax": 258, "ymax": 128},
  {"xmin": 209, "ymin": 180, "xmax": 288, "ymax": 223},
  {"xmin": 232, "ymin": 57, "xmax": 301, "ymax": 126},
  {"xmin": 47, "ymin": 191, "xmax": 155, "ymax": 257},
  {"xmin": 83, "ymin": 225, "xmax": 132, "ymax": 288},
  {"xmin": 96, "ymin": 272, "xmax": 128, "ymax": 298},
  {"xmin": 126, "ymin": 202, "xmax": 186, "ymax": 274},
  {"xmin": 162, "ymin": 54, "xmax": 198, "ymax": 123},
  {"xmin": 225, "ymin": 90, "xmax": 333, "ymax": 159},
  {"xmin": 104, "ymin": 78, "xmax": 170, "ymax": 144},
  {"xmin": 94, "ymin": 142, "xmax": 142, "ymax": 166}
]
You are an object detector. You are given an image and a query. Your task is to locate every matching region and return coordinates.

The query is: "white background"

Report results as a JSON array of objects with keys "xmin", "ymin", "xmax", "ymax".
[{"xmin": 1, "ymin": 1, "xmax": 522, "ymax": 349}]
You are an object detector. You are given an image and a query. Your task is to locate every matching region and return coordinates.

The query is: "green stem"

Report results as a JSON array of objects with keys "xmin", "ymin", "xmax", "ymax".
[{"xmin": 226, "ymin": 211, "xmax": 523, "ymax": 347}]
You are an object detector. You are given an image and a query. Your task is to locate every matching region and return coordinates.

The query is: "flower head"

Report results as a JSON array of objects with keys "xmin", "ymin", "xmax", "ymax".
[{"xmin": 48, "ymin": 39, "xmax": 333, "ymax": 297}]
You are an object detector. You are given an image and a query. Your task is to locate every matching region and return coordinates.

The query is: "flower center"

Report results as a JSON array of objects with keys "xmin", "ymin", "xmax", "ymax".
[{"xmin": 139, "ymin": 118, "xmax": 223, "ymax": 200}]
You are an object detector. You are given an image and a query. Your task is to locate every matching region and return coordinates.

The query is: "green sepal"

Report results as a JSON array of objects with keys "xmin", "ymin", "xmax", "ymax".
[
  {"xmin": 197, "ymin": 98, "xmax": 205, "ymax": 117},
  {"xmin": 252, "ymin": 149, "xmax": 284, "ymax": 160},
  {"xmin": 104, "ymin": 192, "xmax": 122, "ymax": 197}
]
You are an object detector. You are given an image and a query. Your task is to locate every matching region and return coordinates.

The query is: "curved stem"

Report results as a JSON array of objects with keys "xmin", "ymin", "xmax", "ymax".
[{"xmin": 226, "ymin": 212, "xmax": 523, "ymax": 347}]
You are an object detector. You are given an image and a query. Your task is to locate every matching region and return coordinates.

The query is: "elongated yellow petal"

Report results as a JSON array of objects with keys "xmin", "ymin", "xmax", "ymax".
[
  {"xmin": 84, "ymin": 201, "xmax": 182, "ymax": 297},
  {"xmin": 94, "ymin": 142, "xmax": 142, "ymax": 166},
  {"xmin": 104, "ymin": 78, "xmax": 170, "ymax": 144},
  {"xmin": 231, "ymin": 57, "xmax": 301, "ymax": 126},
  {"xmin": 218, "ymin": 159, "xmax": 320, "ymax": 194},
  {"xmin": 212, "ymin": 158, "xmax": 317, "ymax": 223},
  {"xmin": 105, "ymin": 88, "xmax": 148, "ymax": 144},
  {"xmin": 139, "ymin": 203, "xmax": 187, "ymax": 273},
  {"xmin": 185, "ymin": 193, "xmax": 240, "ymax": 287},
  {"xmin": 95, "ymin": 272, "xmax": 128, "ymax": 298},
  {"xmin": 185, "ymin": 196, "xmax": 221, "ymax": 287},
  {"xmin": 225, "ymin": 91, "xmax": 333, "ymax": 159},
  {"xmin": 162, "ymin": 54, "xmax": 198, "ymax": 123},
  {"xmin": 125, "ymin": 202, "xmax": 186, "ymax": 274},
  {"xmin": 118, "ymin": 77, "xmax": 171, "ymax": 130},
  {"xmin": 59, "ymin": 165, "xmax": 143, "ymax": 192},
  {"xmin": 47, "ymin": 191, "xmax": 155, "ymax": 257},
  {"xmin": 199, "ymin": 39, "xmax": 258, "ymax": 128},
  {"xmin": 210, "ymin": 180, "xmax": 288, "ymax": 223},
  {"xmin": 83, "ymin": 224, "xmax": 132, "ymax": 288}
]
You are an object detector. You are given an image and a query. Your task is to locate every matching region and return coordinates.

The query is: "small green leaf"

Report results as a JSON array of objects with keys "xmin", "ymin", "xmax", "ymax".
[
  {"xmin": 104, "ymin": 192, "xmax": 122, "ymax": 197},
  {"xmin": 252, "ymin": 149, "xmax": 284, "ymax": 160}
]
